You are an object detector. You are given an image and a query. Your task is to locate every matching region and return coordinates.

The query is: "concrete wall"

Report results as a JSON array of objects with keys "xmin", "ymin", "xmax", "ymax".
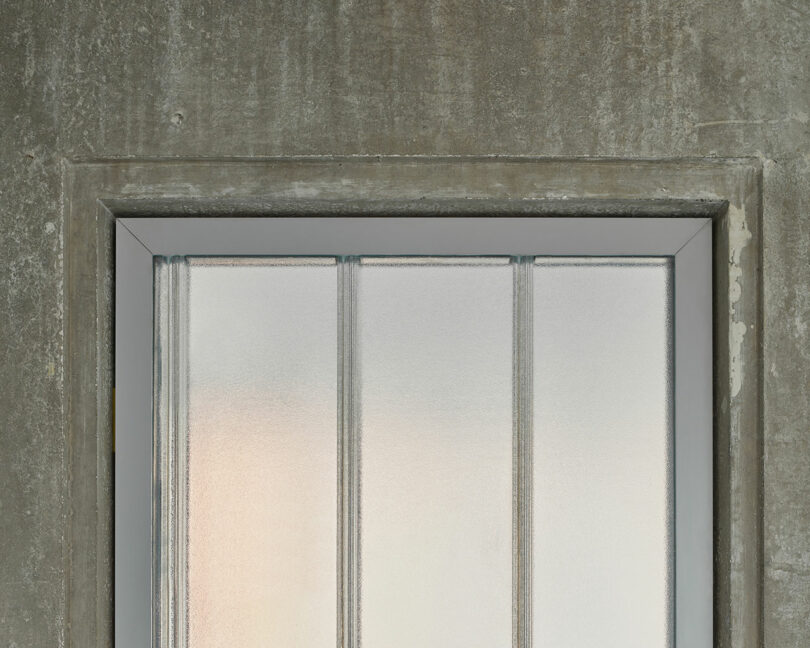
[{"xmin": 1, "ymin": 1, "xmax": 807, "ymax": 646}]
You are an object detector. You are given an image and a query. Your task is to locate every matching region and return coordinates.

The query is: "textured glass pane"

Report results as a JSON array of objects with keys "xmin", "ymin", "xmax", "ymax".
[
  {"xmin": 186, "ymin": 258, "xmax": 337, "ymax": 648},
  {"xmin": 358, "ymin": 258, "xmax": 513, "ymax": 648},
  {"xmin": 532, "ymin": 258, "xmax": 673, "ymax": 648}
]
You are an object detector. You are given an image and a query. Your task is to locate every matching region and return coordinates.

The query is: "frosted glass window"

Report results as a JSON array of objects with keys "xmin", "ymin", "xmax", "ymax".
[
  {"xmin": 149, "ymin": 253, "xmax": 683, "ymax": 648},
  {"xmin": 185, "ymin": 258, "xmax": 337, "ymax": 648},
  {"xmin": 532, "ymin": 258, "xmax": 673, "ymax": 648},
  {"xmin": 357, "ymin": 258, "xmax": 514, "ymax": 648}
]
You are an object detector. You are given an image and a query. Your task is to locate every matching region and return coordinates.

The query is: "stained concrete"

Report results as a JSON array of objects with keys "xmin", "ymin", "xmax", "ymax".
[{"xmin": 0, "ymin": 1, "xmax": 808, "ymax": 646}]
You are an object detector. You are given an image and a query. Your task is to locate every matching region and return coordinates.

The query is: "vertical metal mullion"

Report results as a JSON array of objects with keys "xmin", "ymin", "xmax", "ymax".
[
  {"xmin": 338, "ymin": 257, "xmax": 360, "ymax": 648},
  {"xmin": 513, "ymin": 257, "xmax": 533, "ymax": 648},
  {"xmin": 172, "ymin": 257, "xmax": 190, "ymax": 648},
  {"xmin": 154, "ymin": 257, "xmax": 170, "ymax": 648},
  {"xmin": 154, "ymin": 257, "xmax": 189, "ymax": 648}
]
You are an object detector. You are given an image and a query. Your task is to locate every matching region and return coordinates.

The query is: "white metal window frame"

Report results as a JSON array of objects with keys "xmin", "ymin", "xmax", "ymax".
[{"xmin": 115, "ymin": 215, "xmax": 712, "ymax": 648}]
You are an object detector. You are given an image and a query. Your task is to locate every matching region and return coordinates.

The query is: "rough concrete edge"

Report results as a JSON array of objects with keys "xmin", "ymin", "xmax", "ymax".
[
  {"xmin": 96, "ymin": 198, "xmax": 115, "ymax": 648},
  {"xmin": 100, "ymin": 197, "xmax": 728, "ymax": 218},
  {"xmin": 740, "ymin": 160, "xmax": 764, "ymax": 648},
  {"xmin": 711, "ymin": 159, "xmax": 764, "ymax": 648},
  {"xmin": 65, "ymin": 154, "xmax": 763, "ymax": 164},
  {"xmin": 63, "ymin": 159, "xmax": 116, "ymax": 648},
  {"xmin": 61, "ymin": 157, "xmax": 764, "ymax": 648},
  {"xmin": 61, "ymin": 158, "xmax": 71, "ymax": 648},
  {"xmin": 751, "ymin": 161, "xmax": 765, "ymax": 648}
]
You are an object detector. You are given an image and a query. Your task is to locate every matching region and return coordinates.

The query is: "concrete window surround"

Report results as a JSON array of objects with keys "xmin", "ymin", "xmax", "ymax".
[{"xmin": 63, "ymin": 156, "xmax": 762, "ymax": 648}]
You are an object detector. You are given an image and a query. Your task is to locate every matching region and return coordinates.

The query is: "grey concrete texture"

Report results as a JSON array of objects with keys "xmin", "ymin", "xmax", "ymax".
[{"xmin": 0, "ymin": 1, "xmax": 807, "ymax": 646}]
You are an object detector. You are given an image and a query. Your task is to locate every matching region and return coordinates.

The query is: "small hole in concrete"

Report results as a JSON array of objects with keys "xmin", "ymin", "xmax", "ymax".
[{"xmin": 170, "ymin": 111, "xmax": 185, "ymax": 127}]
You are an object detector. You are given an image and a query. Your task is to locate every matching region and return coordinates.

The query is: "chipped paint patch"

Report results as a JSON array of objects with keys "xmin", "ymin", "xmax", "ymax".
[{"xmin": 727, "ymin": 204, "xmax": 752, "ymax": 398}]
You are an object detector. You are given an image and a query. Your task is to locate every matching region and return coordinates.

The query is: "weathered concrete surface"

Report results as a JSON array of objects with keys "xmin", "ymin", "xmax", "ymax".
[
  {"xmin": 0, "ymin": 1, "xmax": 808, "ymax": 646},
  {"xmin": 763, "ymin": 155, "xmax": 810, "ymax": 647}
]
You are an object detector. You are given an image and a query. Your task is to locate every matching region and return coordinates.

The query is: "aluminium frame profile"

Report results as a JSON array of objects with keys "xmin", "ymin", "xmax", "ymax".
[{"xmin": 116, "ymin": 215, "xmax": 712, "ymax": 648}]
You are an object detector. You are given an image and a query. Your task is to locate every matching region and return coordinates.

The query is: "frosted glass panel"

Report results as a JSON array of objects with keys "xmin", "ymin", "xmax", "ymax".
[
  {"xmin": 186, "ymin": 258, "xmax": 337, "ymax": 648},
  {"xmin": 532, "ymin": 258, "xmax": 673, "ymax": 648},
  {"xmin": 358, "ymin": 258, "xmax": 513, "ymax": 648}
]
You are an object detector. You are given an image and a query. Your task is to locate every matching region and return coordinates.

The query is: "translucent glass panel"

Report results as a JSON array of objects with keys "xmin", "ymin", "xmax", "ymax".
[
  {"xmin": 165, "ymin": 254, "xmax": 674, "ymax": 648},
  {"xmin": 186, "ymin": 259, "xmax": 337, "ymax": 648},
  {"xmin": 532, "ymin": 258, "xmax": 673, "ymax": 648},
  {"xmin": 357, "ymin": 258, "xmax": 514, "ymax": 648}
]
